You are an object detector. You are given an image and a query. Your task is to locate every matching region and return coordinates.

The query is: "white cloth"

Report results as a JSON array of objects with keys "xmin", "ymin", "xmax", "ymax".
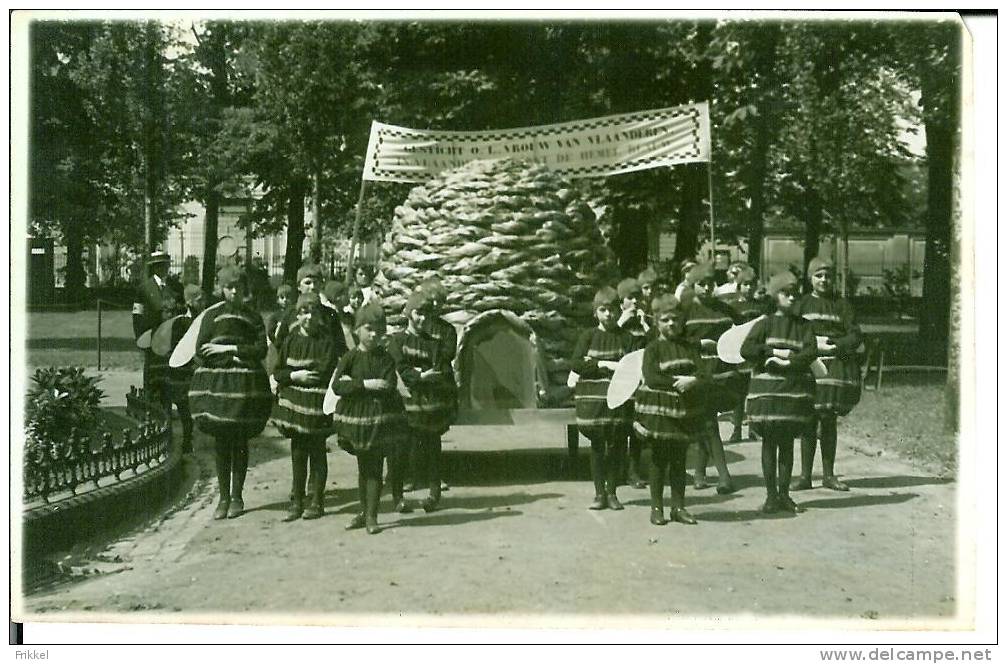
[{"xmin": 714, "ymin": 282, "xmax": 739, "ymax": 296}]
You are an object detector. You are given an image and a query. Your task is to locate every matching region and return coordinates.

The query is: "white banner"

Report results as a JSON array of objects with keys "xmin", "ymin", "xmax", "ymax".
[{"xmin": 362, "ymin": 102, "xmax": 710, "ymax": 183}]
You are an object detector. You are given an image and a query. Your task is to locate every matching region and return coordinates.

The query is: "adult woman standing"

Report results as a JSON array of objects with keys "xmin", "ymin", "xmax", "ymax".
[{"xmin": 188, "ymin": 266, "xmax": 273, "ymax": 520}]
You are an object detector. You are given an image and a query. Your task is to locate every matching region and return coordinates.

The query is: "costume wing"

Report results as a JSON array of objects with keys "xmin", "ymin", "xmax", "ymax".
[
  {"xmin": 135, "ymin": 329, "xmax": 153, "ymax": 350},
  {"xmin": 151, "ymin": 316, "xmax": 182, "ymax": 357},
  {"xmin": 717, "ymin": 315, "xmax": 765, "ymax": 365},
  {"xmin": 169, "ymin": 301, "xmax": 224, "ymax": 368},
  {"xmin": 323, "ymin": 372, "xmax": 340, "ymax": 415},
  {"xmin": 606, "ymin": 349, "xmax": 645, "ymax": 409}
]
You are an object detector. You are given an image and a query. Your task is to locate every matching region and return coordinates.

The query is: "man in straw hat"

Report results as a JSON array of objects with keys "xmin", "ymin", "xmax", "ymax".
[{"xmin": 133, "ymin": 250, "xmax": 174, "ymax": 398}]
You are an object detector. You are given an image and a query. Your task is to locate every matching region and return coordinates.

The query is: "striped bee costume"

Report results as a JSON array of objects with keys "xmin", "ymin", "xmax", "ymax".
[
  {"xmin": 796, "ymin": 293, "xmax": 862, "ymax": 416},
  {"xmin": 188, "ymin": 301, "xmax": 272, "ymax": 440},
  {"xmin": 570, "ymin": 327, "xmax": 634, "ymax": 442},
  {"xmin": 740, "ymin": 310, "xmax": 818, "ymax": 438}
]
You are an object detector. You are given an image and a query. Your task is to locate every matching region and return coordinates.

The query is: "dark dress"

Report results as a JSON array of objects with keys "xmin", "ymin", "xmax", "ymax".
[
  {"xmin": 271, "ymin": 329, "xmax": 341, "ymax": 438},
  {"xmin": 188, "ymin": 301, "xmax": 272, "ymax": 439},
  {"xmin": 683, "ymin": 297, "xmax": 744, "ymax": 414},
  {"xmin": 165, "ymin": 312, "xmax": 196, "ymax": 405},
  {"xmin": 331, "ymin": 347, "xmax": 407, "ymax": 455},
  {"xmin": 387, "ymin": 328, "xmax": 458, "ymax": 436},
  {"xmin": 633, "ymin": 335, "xmax": 710, "ymax": 446},
  {"xmin": 569, "ymin": 327, "xmax": 634, "ymax": 443},
  {"xmin": 740, "ymin": 311, "xmax": 818, "ymax": 438},
  {"xmin": 796, "ymin": 294, "xmax": 863, "ymax": 416}
]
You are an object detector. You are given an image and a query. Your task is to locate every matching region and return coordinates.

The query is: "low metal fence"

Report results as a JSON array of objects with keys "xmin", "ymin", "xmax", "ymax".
[{"xmin": 22, "ymin": 412, "xmax": 171, "ymax": 504}]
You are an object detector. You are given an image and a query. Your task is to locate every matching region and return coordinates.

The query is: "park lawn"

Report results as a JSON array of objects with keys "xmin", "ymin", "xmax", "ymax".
[
  {"xmin": 840, "ymin": 377, "xmax": 957, "ymax": 478},
  {"xmin": 25, "ymin": 309, "xmax": 142, "ymax": 371}
]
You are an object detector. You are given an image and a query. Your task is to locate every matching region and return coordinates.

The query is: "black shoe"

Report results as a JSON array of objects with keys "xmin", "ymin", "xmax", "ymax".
[
  {"xmin": 394, "ymin": 499, "xmax": 414, "ymax": 514},
  {"xmin": 302, "ymin": 498, "xmax": 324, "ymax": 520},
  {"xmin": 588, "ymin": 495, "xmax": 608, "ymax": 510},
  {"xmin": 365, "ymin": 517, "xmax": 381, "ymax": 535},
  {"xmin": 607, "ymin": 493, "xmax": 624, "ymax": 511},
  {"xmin": 650, "ymin": 508, "xmax": 668, "ymax": 526},
  {"xmin": 778, "ymin": 495, "xmax": 806, "ymax": 513},
  {"xmin": 213, "ymin": 499, "xmax": 230, "ymax": 520},
  {"xmin": 728, "ymin": 429, "xmax": 742, "ymax": 443},
  {"xmin": 761, "ymin": 497, "xmax": 781, "ymax": 514},
  {"xmin": 226, "ymin": 497, "xmax": 244, "ymax": 519},
  {"xmin": 693, "ymin": 474, "xmax": 710, "ymax": 490},
  {"xmin": 670, "ymin": 507, "xmax": 697, "ymax": 525},
  {"xmin": 790, "ymin": 477, "xmax": 813, "ymax": 491},
  {"xmin": 345, "ymin": 513, "xmax": 366, "ymax": 531},
  {"xmin": 822, "ymin": 476, "xmax": 850, "ymax": 492},
  {"xmin": 282, "ymin": 499, "xmax": 304, "ymax": 522},
  {"xmin": 716, "ymin": 481, "xmax": 737, "ymax": 495},
  {"xmin": 421, "ymin": 496, "xmax": 439, "ymax": 513}
]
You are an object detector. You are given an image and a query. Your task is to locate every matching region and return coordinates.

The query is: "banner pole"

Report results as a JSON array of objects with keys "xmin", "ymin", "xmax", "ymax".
[
  {"xmin": 345, "ymin": 178, "xmax": 370, "ymax": 286},
  {"xmin": 706, "ymin": 161, "xmax": 716, "ymax": 261}
]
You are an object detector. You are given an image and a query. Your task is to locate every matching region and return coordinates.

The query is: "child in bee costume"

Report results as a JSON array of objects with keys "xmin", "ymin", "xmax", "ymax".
[
  {"xmin": 188, "ymin": 266, "xmax": 273, "ymax": 520},
  {"xmin": 792, "ymin": 257, "xmax": 863, "ymax": 492},
  {"xmin": 403, "ymin": 278, "xmax": 458, "ymax": 496},
  {"xmin": 387, "ymin": 289, "xmax": 458, "ymax": 513},
  {"xmin": 570, "ymin": 287, "xmax": 635, "ymax": 511},
  {"xmin": 740, "ymin": 271, "xmax": 818, "ymax": 514},
  {"xmin": 616, "ymin": 277, "xmax": 652, "ymax": 490},
  {"xmin": 682, "ymin": 263, "xmax": 739, "ymax": 495},
  {"xmin": 270, "ymin": 292, "xmax": 342, "ymax": 521},
  {"xmin": 634, "ymin": 294, "xmax": 710, "ymax": 526},
  {"xmin": 162, "ymin": 285, "xmax": 206, "ymax": 453},
  {"xmin": 331, "ymin": 303, "xmax": 407, "ymax": 535},
  {"xmin": 717, "ymin": 265, "xmax": 769, "ymax": 442}
]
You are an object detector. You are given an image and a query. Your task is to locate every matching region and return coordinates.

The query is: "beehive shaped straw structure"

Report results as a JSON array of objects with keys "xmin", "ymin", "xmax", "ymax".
[{"xmin": 374, "ymin": 159, "xmax": 619, "ymax": 406}]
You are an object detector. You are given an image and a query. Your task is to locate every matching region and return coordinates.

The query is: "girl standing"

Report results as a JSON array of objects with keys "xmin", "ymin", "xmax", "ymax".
[
  {"xmin": 740, "ymin": 271, "xmax": 817, "ymax": 514},
  {"xmin": 718, "ymin": 266, "xmax": 767, "ymax": 442},
  {"xmin": 683, "ymin": 263, "xmax": 739, "ymax": 495},
  {"xmin": 271, "ymin": 292, "xmax": 342, "ymax": 521},
  {"xmin": 793, "ymin": 257, "xmax": 863, "ymax": 491},
  {"xmin": 163, "ymin": 285, "xmax": 205, "ymax": 453},
  {"xmin": 634, "ymin": 294, "xmax": 708, "ymax": 525},
  {"xmin": 188, "ymin": 267, "xmax": 273, "ymax": 520},
  {"xmin": 331, "ymin": 303, "xmax": 406, "ymax": 534},
  {"xmin": 387, "ymin": 289, "xmax": 458, "ymax": 513},
  {"xmin": 616, "ymin": 277, "xmax": 651, "ymax": 490},
  {"xmin": 570, "ymin": 287, "xmax": 634, "ymax": 511}
]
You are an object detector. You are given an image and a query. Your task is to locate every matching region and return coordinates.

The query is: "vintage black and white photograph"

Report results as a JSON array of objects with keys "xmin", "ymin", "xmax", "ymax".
[{"xmin": 10, "ymin": 9, "xmax": 980, "ymax": 635}]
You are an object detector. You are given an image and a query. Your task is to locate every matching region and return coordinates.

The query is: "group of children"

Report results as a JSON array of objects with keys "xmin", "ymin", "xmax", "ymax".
[
  {"xmin": 157, "ymin": 263, "xmax": 455, "ymax": 534},
  {"xmin": 572, "ymin": 257, "xmax": 863, "ymax": 525},
  {"xmin": 153, "ymin": 253, "xmax": 861, "ymax": 532}
]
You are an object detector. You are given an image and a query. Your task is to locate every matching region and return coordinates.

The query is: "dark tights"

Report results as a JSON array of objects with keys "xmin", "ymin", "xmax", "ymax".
[
  {"xmin": 626, "ymin": 430, "xmax": 645, "ymax": 484},
  {"xmin": 799, "ymin": 414, "xmax": 839, "ymax": 480},
  {"xmin": 760, "ymin": 431, "xmax": 795, "ymax": 499},
  {"xmin": 290, "ymin": 435, "xmax": 328, "ymax": 502},
  {"xmin": 393, "ymin": 431, "xmax": 441, "ymax": 501},
  {"xmin": 694, "ymin": 417, "xmax": 733, "ymax": 486},
  {"xmin": 649, "ymin": 442, "xmax": 688, "ymax": 512},
  {"xmin": 590, "ymin": 433, "xmax": 626, "ymax": 497},
  {"xmin": 214, "ymin": 436, "xmax": 249, "ymax": 502},
  {"xmin": 356, "ymin": 451, "xmax": 384, "ymax": 525}
]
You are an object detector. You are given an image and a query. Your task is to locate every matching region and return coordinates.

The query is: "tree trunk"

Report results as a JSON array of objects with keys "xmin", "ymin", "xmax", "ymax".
[
  {"xmin": 142, "ymin": 21, "xmax": 159, "ymax": 260},
  {"xmin": 201, "ymin": 189, "xmax": 220, "ymax": 293},
  {"xmin": 63, "ymin": 222, "xmax": 87, "ymax": 306},
  {"xmin": 310, "ymin": 169, "xmax": 322, "ymax": 264},
  {"xmin": 920, "ymin": 106, "xmax": 954, "ymax": 363},
  {"xmin": 674, "ymin": 166, "xmax": 705, "ymax": 263},
  {"xmin": 745, "ymin": 24, "xmax": 782, "ymax": 274},
  {"xmin": 284, "ymin": 180, "xmax": 307, "ymax": 283},
  {"xmin": 802, "ymin": 184, "xmax": 823, "ymax": 282},
  {"xmin": 945, "ymin": 139, "xmax": 960, "ymax": 433}
]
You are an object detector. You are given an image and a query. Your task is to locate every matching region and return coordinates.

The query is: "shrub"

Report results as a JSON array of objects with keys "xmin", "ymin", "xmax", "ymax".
[{"xmin": 25, "ymin": 367, "xmax": 104, "ymax": 454}]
